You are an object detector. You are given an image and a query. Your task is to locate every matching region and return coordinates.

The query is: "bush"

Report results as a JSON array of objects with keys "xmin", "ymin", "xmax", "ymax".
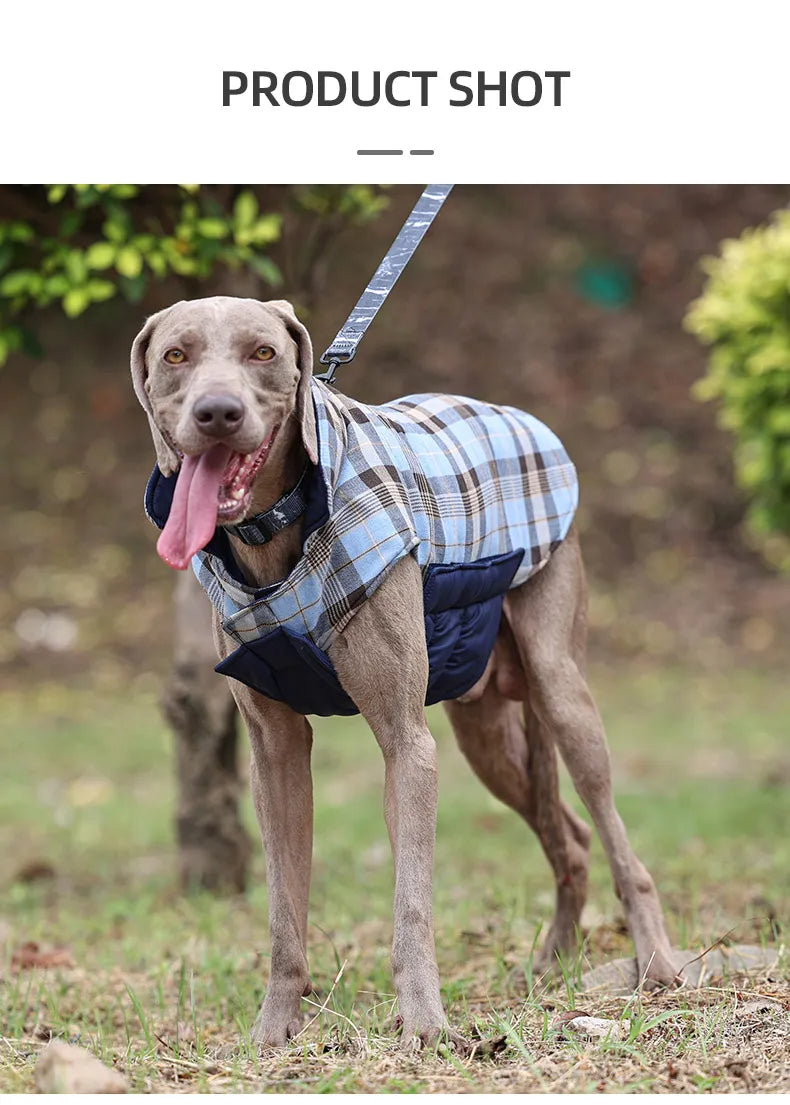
[{"xmin": 686, "ymin": 207, "xmax": 790, "ymax": 562}]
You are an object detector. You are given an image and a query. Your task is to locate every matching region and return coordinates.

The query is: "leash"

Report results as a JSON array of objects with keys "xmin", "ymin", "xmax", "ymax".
[
  {"xmin": 220, "ymin": 185, "xmax": 453, "ymax": 546},
  {"xmin": 316, "ymin": 184, "xmax": 454, "ymax": 383}
]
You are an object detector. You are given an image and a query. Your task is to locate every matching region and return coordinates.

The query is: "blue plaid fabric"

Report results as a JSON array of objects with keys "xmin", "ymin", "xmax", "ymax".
[{"xmin": 193, "ymin": 381, "xmax": 578, "ymax": 650}]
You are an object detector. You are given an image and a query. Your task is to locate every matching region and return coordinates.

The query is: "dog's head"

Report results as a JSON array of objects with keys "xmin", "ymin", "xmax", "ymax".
[{"xmin": 131, "ymin": 296, "xmax": 317, "ymax": 569}]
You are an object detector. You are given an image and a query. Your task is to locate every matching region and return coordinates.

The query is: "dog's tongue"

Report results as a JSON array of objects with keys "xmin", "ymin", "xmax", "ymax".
[{"xmin": 157, "ymin": 445, "xmax": 231, "ymax": 570}]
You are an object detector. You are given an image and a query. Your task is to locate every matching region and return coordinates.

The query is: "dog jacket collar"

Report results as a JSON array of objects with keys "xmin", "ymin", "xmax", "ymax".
[{"xmin": 145, "ymin": 380, "xmax": 578, "ymax": 715}]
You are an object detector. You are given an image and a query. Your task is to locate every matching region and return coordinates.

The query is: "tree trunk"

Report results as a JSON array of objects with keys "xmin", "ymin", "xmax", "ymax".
[{"xmin": 162, "ymin": 569, "xmax": 251, "ymax": 893}]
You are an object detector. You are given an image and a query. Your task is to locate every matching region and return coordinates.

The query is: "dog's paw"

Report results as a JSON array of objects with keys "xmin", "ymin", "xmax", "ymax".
[
  {"xmin": 213, "ymin": 1017, "xmax": 302, "ymax": 1061},
  {"xmin": 638, "ymin": 952, "xmax": 684, "ymax": 991},
  {"xmin": 394, "ymin": 1015, "xmax": 470, "ymax": 1056},
  {"xmin": 250, "ymin": 1016, "xmax": 304, "ymax": 1051},
  {"xmin": 249, "ymin": 998, "xmax": 310, "ymax": 1051}
]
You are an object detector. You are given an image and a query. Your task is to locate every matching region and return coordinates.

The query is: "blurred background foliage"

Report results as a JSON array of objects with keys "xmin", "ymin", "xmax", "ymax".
[
  {"xmin": 0, "ymin": 184, "xmax": 387, "ymax": 362},
  {"xmin": 2, "ymin": 184, "xmax": 790, "ymax": 694},
  {"xmin": 687, "ymin": 209, "xmax": 790, "ymax": 566}
]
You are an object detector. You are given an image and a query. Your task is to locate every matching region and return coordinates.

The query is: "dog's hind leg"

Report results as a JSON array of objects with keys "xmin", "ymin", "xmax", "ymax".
[
  {"xmin": 444, "ymin": 679, "xmax": 590, "ymax": 971},
  {"xmin": 504, "ymin": 527, "xmax": 679, "ymax": 988}
]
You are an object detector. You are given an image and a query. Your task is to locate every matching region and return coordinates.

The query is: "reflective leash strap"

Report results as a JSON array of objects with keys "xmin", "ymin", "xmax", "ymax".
[{"xmin": 316, "ymin": 184, "xmax": 454, "ymax": 383}]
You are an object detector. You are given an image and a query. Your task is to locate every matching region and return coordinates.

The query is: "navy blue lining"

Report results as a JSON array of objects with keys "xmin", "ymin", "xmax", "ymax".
[
  {"xmin": 215, "ymin": 548, "xmax": 525, "ymax": 715},
  {"xmin": 215, "ymin": 628, "xmax": 357, "ymax": 716}
]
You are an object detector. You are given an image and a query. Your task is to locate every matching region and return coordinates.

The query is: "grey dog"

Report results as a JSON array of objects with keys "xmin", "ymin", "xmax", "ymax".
[{"xmin": 131, "ymin": 295, "xmax": 678, "ymax": 1050}]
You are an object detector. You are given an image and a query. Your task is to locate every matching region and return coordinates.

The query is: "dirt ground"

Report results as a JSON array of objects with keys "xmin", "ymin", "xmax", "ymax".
[{"xmin": 1, "ymin": 666, "xmax": 789, "ymax": 1092}]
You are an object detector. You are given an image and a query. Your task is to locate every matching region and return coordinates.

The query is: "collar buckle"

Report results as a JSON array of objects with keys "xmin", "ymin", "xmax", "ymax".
[{"xmin": 222, "ymin": 466, "xmax": 310, "ymax": 546}]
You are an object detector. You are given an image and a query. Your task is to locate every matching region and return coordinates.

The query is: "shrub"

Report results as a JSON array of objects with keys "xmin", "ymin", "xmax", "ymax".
[{"xmin": 686, "ymin": 207, "xmax": 790, "ymax": 563}]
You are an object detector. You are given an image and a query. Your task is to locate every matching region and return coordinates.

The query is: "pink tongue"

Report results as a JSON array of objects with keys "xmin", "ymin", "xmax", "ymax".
[{"xmin": 157, "ymin": 445, "xmax": 231, "ymax": 570}]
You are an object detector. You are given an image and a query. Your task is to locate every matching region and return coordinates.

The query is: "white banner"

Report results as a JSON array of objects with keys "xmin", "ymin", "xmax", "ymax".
[{"xmin": 3, "ymin": 0, "xmax": 788, "ymax": 182}]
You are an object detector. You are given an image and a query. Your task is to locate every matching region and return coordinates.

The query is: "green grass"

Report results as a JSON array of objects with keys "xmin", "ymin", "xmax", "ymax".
[{"xmin": 1, "ymin": 664, "xmax": 789, "ymax": 1091}]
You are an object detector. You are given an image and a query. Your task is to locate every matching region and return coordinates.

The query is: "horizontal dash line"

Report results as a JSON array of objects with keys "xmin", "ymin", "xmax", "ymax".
[
  {"xmin": 410, "ymin": 149, "xmax": 435, "ymax": 155},
  {"xmin": 357, "ymin": 149, "xmax": 403, "ymax": 155}
]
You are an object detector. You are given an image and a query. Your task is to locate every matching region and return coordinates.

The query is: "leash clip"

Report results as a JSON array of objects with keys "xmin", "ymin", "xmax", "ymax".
[
  {"xmin": 314, "ymin": 358, "xmax": 340, "ymax": 385},
  {"xmin": 316, "ymin": 343, "xmax": 355, "ymax": 384}
]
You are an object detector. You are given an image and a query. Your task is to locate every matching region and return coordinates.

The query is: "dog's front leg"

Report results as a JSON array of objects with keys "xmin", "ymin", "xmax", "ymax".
[
  {"xmin": 330, "ymin": 557, "xmax": 461, "ymax": 1050},
  {"xmin": 214, "ymin": 617, "xmax": 314, "ymax": 1048},
  {"xmin": 234, "ymin": 687, "xmax": 314, "ymax": 1048},
  {"xmin": 376, "ymin": 713, "xmax": 446, "ymax": 1047}
]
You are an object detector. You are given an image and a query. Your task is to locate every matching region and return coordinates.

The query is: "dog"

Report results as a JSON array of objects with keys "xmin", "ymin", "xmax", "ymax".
[{"xmin": 131, "ymin": 295, "xmax": 678, "ymax": 1049}]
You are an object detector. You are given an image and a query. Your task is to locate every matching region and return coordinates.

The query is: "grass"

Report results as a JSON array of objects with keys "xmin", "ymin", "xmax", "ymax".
[{"xmin": 1, "ymin": 663, "xmax": 789, "ymax": 1092}]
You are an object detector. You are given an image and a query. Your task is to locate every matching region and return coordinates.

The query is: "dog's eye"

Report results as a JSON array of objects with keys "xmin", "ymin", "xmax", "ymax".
[
  {"xmin": 251, "ymin": 346, "xmax": 275, "ymax": 362},
  {"xmin": 164, "ymin": 348, "xmax": 186, "ymax": 365}
]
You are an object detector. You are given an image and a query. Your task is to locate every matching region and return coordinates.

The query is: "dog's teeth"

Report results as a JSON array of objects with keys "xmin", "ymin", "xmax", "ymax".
[{"xmin": 232, "ymin": 488, "xmax": 244, "ymax": 500}]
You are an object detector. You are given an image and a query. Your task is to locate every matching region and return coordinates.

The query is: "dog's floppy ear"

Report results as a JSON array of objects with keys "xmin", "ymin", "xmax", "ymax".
[
  {"xmin": 130, "ymin": 308, "xmax": 180, "ymax": 475},
  {"xmin": 266, "ymin": 299, "xmax": 318, "ymax": 465}
]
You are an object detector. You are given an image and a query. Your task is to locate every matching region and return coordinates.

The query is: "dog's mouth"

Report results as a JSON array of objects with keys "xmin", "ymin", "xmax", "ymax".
[
  {"xmin": 157, "ymin": 428, "xmax": 278, "ymax": 570},
  {"xmin": 216, "ymin": 435, "xmax": 278, "ymax": 522}
]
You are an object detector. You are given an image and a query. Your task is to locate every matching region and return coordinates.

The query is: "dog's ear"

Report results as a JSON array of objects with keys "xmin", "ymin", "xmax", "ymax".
[
  {"xmin": 130, "ymin": 308, "xmax": 180, "ymax": 475},
  {"xmin": 265, "ymin": 299, "xmax": 318, "ymax": 465}
]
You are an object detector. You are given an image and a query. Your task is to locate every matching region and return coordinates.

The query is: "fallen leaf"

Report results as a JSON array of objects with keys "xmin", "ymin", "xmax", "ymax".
[
  {"xmin": 466, "ymin": 1025, "xmax": 508, "ymax": 1059},
  {"xmin": 11, "ymin": 942, "xmax": 75, "ymax": 970},
  {"xmin": 13, "ymin": 860, "xmax": 56, "ymax": 884},
  {"xmin": 550, "ymin": 1008, "xmax": 593, "ymax": 1030}
]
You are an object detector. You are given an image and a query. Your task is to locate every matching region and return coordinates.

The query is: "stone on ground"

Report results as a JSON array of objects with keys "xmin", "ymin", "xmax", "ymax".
[
  {"xmin": 580, "ymin": 944, "xmax": 780, "ymax": 995},
  {"xmin": 34, "ymin": 1041, "xmax": 127, "ymax": 1094}
]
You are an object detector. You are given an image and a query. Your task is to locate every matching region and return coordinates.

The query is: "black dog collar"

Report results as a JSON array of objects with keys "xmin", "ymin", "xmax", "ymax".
[{"xmin": 222, "ymin": 466, "xmax": 310, "ymax": 546}]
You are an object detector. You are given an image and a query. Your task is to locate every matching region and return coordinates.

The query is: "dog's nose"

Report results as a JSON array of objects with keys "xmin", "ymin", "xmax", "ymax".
[{"xmin": 192, "ymin": 394, "xmax": 245, "ymax": 437}]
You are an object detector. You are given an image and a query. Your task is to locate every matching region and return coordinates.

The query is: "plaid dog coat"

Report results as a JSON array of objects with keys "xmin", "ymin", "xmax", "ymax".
[{"xmin": 145, "ymin": 381, "xmax": 578, "ymax": 716}]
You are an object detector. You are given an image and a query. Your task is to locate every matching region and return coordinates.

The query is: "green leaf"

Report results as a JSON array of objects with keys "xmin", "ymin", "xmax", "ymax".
[
  {"xmin": 147, "ymin": 251, "xmax": 167, "ymax": 278},
  {"xmin": 0, "ymin": 270, "xmax": 37, "ymax": 297},
  {"xmin": 195, "ymin": 217, "xmax": 229, "ymax": 240},
  {"xmin": 64, "ymin": 250, "xmax": 88, "ymax": 285},
  {"xmin": 133, "ymin": 234, "xmax": 155, "ymax": 252},
  {"xmin": 170, "ymin": 254, "xmax": 199, "ymax": 276},
  {"xmin": 108, "ymin": 184, "xmax": 139, "ymax": 199},
  {"xmin": 103, "ymin": 218, "xmax": 127, "ymax": 244},
  {"xmin": 62, "ymin": 287, "xmax": 91, "ymax": 317},
  {"xmin": 233, "ymin": 190, "xmax": 258, "ymax": 231},
  {"xmin": 59, "ymin": 211, "xmax": 84, "ymax": 237},
  {"xmin": 44, "ymin": 274, "xmax": 70, "ymax": 297},
  {"xmin": 248, "ymin": 213, "xmax": 282, "ymax": 245},
  {"xmin": 86, "ymin": 241, "xmax": 117, "ymax": 270},
  {"xmin": 74, "ymin": 186, "xmax": 101, "ymax": 209},
  {"xmin": 7, "ymin": 222, "xmax": 35, "ymax": 244},
  {"xmin": 116, "ymin": 246, "xmax": 143, "ymax": 279},
  {"xmin": 47, "ymin": 184, "xmax": 69, "ymax": 204},
  {"xmin": 86, "ymin": 278, "xmax": 116, "ymax": 303},
  {"xmin": 247, "ymin": 254, "xmax": 282, "ymax": 286},
  {"xmin": 3, "ymin": 324, "xmax": 24, "ymax": 352}
]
